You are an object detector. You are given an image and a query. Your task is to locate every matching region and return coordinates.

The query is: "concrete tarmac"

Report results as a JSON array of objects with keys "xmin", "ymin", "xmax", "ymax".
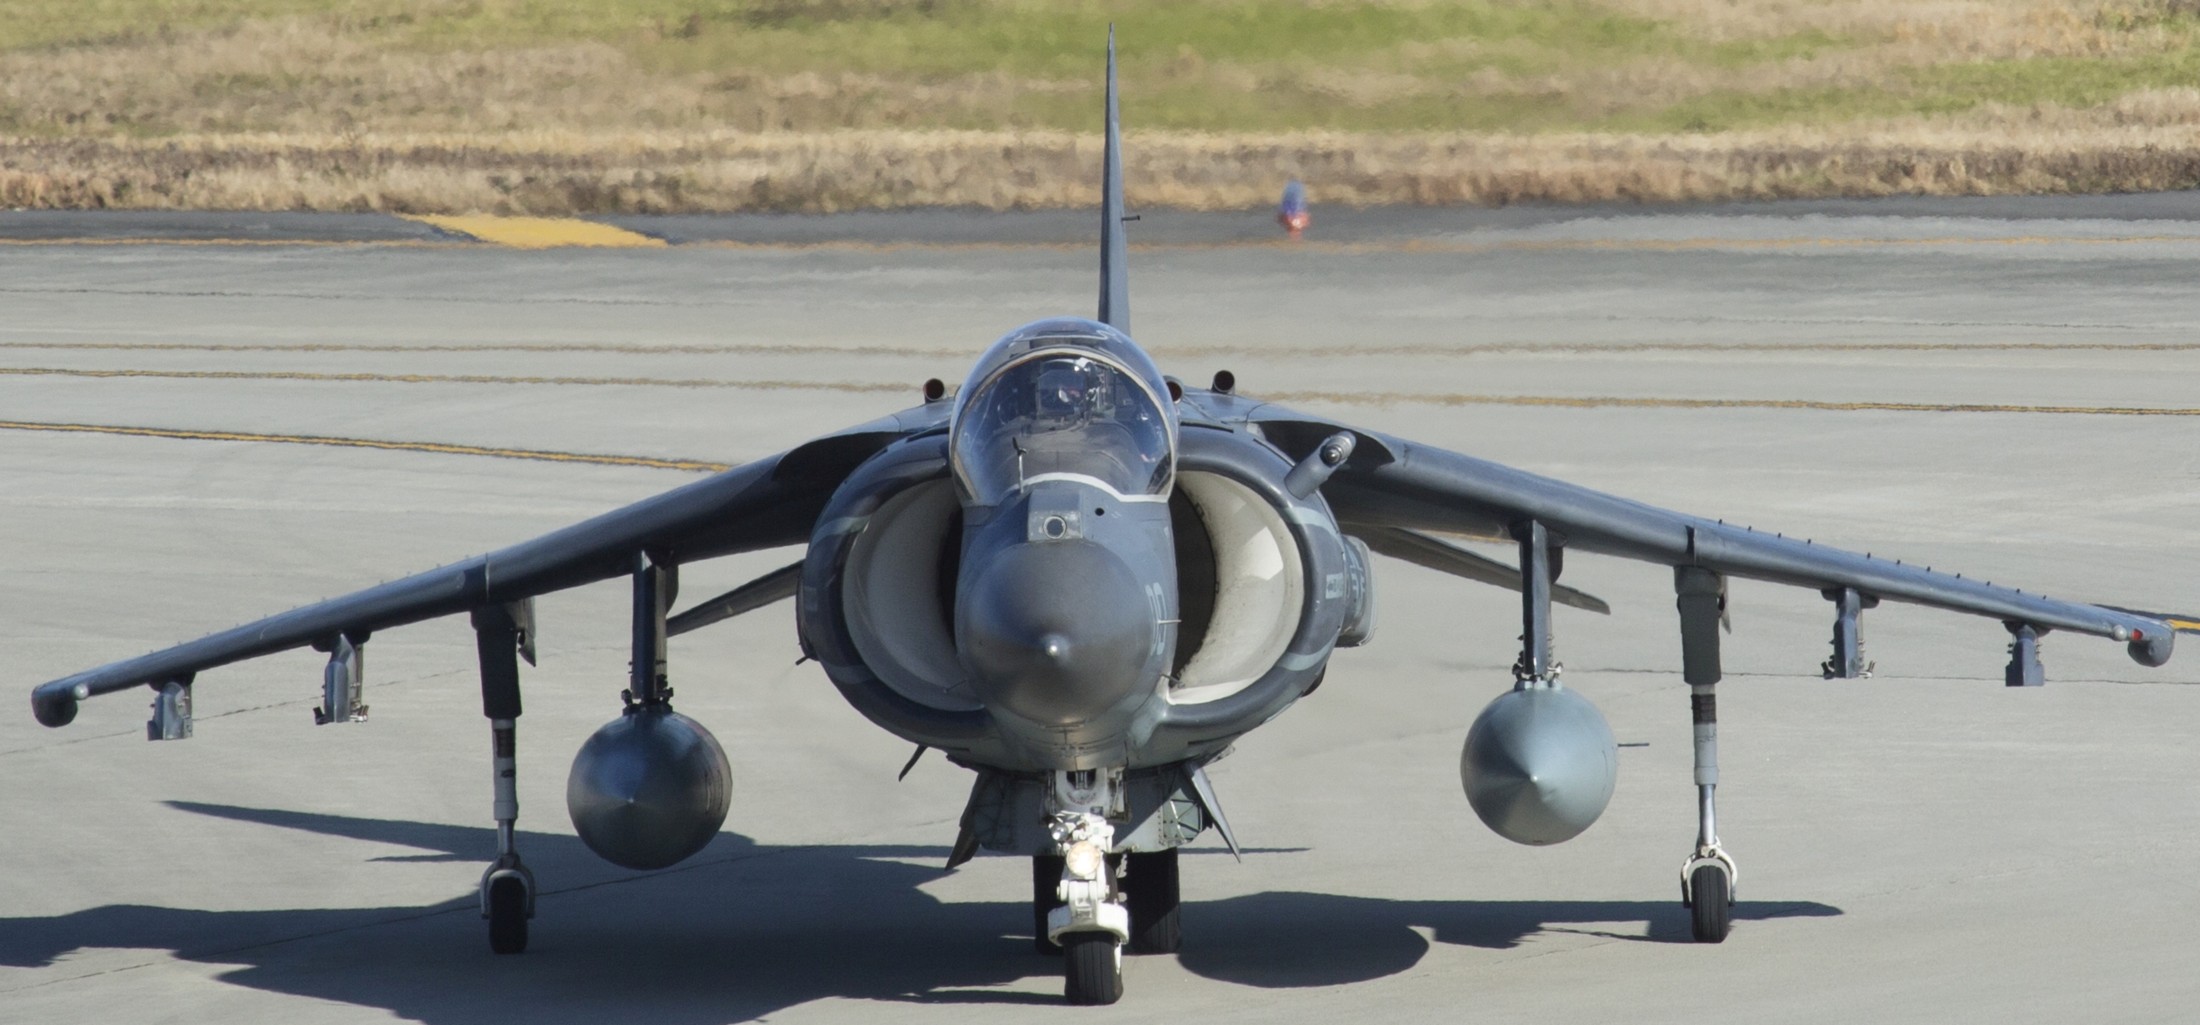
[{"xmin": 1, "ymin": 202, "xmax": 2196, "ymax": 1023}]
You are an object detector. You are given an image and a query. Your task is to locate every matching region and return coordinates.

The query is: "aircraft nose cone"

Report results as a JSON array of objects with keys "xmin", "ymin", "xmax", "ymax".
[
  {"xmin": 959, "ymin": 539, "xmax": 1155, "ymax": 727},
  {"xmin": 1459, "ymin": 684, "xmax": 1618, "ymax": 846}
]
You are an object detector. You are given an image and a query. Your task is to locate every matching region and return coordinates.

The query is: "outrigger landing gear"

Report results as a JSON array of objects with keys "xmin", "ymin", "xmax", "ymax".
[
  {"xmin": 1675, "ymin": 567, "xmax": 1737, "ymax": 943},
  {"xmin": 472, "ymin": 601, "xmax": 538, "ymax": 955},
  {"xmin": 1045, "ymin": 768, "xmax": 1128, "ymax": 1005}
]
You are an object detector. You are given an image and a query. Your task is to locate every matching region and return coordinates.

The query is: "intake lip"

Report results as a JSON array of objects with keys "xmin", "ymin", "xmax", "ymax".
[{"xmin": 958, "ymin": 538, "xmax": 1155, "ymax": 728}]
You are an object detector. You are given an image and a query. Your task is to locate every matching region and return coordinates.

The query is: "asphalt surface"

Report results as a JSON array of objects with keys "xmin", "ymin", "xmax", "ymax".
[
  {"xmin": 0, "ymin": 210, "xmax": 460, "ymax": 243},
  {"xmin": 1, "ymin": 201, "xmax": 2196, "ymax": 1023}
]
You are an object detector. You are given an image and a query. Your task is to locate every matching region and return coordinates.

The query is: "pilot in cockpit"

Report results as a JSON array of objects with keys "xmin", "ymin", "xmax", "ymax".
[
  {"xmin": 1035, "ymin": 362, "xmax": 1090, "ymax": 427},
  {"xmin": 953, "ymin": 346, "xmax": 1174, "ymax": 502}
]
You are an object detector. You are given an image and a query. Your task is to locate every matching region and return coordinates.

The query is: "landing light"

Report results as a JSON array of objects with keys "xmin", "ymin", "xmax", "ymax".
[{"xmin": 1064, "ymin": 840, "xmax": 1108, "ymax": 881}]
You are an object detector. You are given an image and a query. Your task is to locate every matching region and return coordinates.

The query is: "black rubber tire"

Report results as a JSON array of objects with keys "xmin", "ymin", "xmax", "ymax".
[
  {"xmin": 1124, "ymin": 848, "xmax": 1182, "ymax": 954},
  {"xmin": 1062, "ymin": 932, "xmax": 1124, "ymax": 1005},
  {"xmin": 1032, "ymin": 854, "xmax": 1066, "ymax": 956},
  {"xmin": 487, "ymin": 875, "xmax": 529, "ymax": 955},
  {"xmin": 1688, "ymin": 864, "xmax": 1731, "ymax": 943}
]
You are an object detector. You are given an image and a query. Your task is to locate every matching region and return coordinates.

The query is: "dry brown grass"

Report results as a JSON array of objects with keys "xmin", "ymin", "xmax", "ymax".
[
  {"xmin": 12, "ymin": 112, "xmax": 2200, "ymax": 214},
  {"xmin": 7, "ymin": 0, "xmax": 2200, "ymax": 211}
]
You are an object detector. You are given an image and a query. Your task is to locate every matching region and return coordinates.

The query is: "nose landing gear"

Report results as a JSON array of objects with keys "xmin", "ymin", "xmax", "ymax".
[{"xmin": 1043, "ymin": 769, "xmax": 1129, "ymax": 1005}]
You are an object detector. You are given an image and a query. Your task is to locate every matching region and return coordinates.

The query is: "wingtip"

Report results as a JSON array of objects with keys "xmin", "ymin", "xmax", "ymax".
[
  {"xmin": 2130, "ymin": 629, "xmax": 2175, "ymax": 667},
  {"xmin": 32, "ymin": 682, "xmax": 80, "ymax": 728}
]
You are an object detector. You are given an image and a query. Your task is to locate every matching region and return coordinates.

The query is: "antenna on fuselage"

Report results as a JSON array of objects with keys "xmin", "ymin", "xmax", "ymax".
[{"xmin": 1098, "ymin": 26, "xmax": 1130, "ymax": 333}]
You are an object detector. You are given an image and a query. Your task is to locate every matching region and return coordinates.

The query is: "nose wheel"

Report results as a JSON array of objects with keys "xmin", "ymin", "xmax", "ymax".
[{"xmin": 1062, "ymin": 931, "xmax": 1124, "ymax": 1005}]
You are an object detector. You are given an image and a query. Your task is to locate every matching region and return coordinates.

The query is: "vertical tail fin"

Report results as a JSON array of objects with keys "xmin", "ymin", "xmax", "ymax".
[{"xmin": 1098, "ymin": 26, "xmax": 1130, "ymax": 332}]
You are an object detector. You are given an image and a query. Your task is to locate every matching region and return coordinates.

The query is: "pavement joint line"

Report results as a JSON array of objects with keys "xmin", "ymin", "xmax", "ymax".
[
  {"xmin": 9, "ymin": 366, "xmax": 2198, "ymax": 415},
  {"xmin": 0, "ymin": 282, "xmax": 2164, "ymax": 330},
  {"xmin": 0, "ymin": 419, "xmax": 733, "ymax": 473},
  {"xmin": 402, "ymin": 214, "xmax": 668, "ymax": 249},
  {"xmin": 7, "ymin": 339, "xmax": 2200, "ymax": 359},
  {"xmin": 0, "ymin": 339, "xmax": 948, "ymax": 357},
  {"xmin": 0, "ymin": 285, "xmax": 725, "ymax": 308},
  {"xmin": 0, "ymin": 238, "xmax": 472, "ymax": 249},
  {"xmin": 597, "ymin": 235, "xmax": 2200, "ymax": 253},
  {"xmin": 661, "ymin": 234, "xmax": 2200, "ymax": 253},
  {"xmin": 0, "ymin": 668, "xmax": 477, "ymax": 759}
]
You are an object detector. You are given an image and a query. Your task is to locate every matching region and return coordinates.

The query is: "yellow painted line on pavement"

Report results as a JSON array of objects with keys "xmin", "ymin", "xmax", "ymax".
[
  {"xmin": 1264, "ymin": 392, "xmax": 2200, "ymax": 416},
  {"xmin": 0, "ymin": 365, "xmax": 905, "ymax": 393},
  {"xmin": 405, "ymin": 215, "xmax": 666, "ymax": 249},
  {"xmin": 2165, "ymin": 618, "xmax": 2200, "ymax": 632},
  {"xmin": 0, "ymin": 420, "xmax": 729, "ymax": 473}
]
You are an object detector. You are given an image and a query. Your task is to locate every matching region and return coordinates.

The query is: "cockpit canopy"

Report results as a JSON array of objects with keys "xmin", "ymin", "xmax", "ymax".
[{"xmin": 950, "ymin": 318, "xmax": 1177, "ymax": 503}]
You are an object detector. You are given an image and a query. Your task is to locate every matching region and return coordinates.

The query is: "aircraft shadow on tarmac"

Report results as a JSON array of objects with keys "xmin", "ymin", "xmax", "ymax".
[{"xmin": 0, "ymin": 803, "xmax": 1838, "ymax": 1022}]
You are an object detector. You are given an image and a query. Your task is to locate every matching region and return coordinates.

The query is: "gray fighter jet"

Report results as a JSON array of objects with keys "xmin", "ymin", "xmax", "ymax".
[{"xmin": 28, "ymin": 33, "xmax": 2197, "ymax": 1006}]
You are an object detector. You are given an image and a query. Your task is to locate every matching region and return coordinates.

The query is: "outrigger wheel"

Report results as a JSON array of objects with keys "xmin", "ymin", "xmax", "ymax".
[
  {"xmin": 1687, "ymin": 863, "xmax": 1732, "ymax": 943},
  {"xmin": 486, "ymin": 874, "xmax": 530, "ymax": 954}
]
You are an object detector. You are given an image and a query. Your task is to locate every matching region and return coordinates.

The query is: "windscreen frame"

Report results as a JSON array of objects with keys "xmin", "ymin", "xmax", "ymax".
[{"xmin": 949, "ymin": 343, "xmax": 1178, "ymax": 503}]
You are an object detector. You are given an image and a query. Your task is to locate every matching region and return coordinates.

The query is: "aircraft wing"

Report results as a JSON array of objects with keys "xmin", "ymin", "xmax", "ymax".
[
  {"xmin": 1235, "ymin": 401, "xmax": 2181, "ymax": 667},
  {"xmin": 31, "ymin": 406, "xmax": 945, "ymax": 727}
]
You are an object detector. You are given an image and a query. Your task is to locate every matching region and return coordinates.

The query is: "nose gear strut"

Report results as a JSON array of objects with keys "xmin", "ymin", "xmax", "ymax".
[{"xmin": 1045, "ymin": 768, "xmax": 1128, "ymax": 1005}]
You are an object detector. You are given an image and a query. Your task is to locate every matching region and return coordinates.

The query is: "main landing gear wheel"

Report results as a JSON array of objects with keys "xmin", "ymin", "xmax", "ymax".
[
  {"xmin": 486, "ymin": 874, "xmax": 530, "ymax": 954},
  {"xmin": 1062, "ymin": 931, "xmax": 1124, "ymax": 1005},
  {"xmin": 1124, "ymin": 848, "xmax": 1181, "ymax": 954},
  {"xmin": 1688, "ymin": 863, "xmax": 1731, "ymax": 943},
  {"xmin": 1032, "ymin": 853, "xmax": 1067, "ymax": 956}
]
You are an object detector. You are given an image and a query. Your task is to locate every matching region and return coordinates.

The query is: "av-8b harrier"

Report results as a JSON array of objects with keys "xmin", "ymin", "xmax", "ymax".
[{"xmin": 30, "ymin": 33, "xmax": 2196, "ymax": 1006}]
